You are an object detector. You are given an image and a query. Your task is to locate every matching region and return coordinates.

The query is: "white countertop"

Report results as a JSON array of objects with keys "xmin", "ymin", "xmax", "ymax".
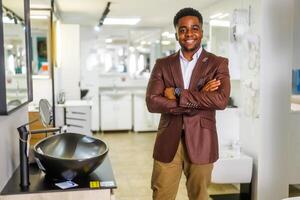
[{"xmin": 56, "ymin": 100, "xmax": 92, "ymax": 107}]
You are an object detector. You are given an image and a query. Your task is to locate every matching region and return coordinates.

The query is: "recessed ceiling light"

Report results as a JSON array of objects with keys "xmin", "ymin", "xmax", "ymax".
[
  {"xmin": 167, "ymin": 34, "xmax": 175, "ymax": 39},
  {"xmin": 105, "ymin": 38, "xmax": 113, "ymax": 43},
  {"xmin": 210, "ymin": 12, "xmax": 223, "ymax": 19},
  {"xmin": 103, "ymin": 18, "xmax": 141, "ymax": 25},
  {"xmin": 209, "ymin": 20, "xmax": 230, "ymax": 27},
  {"xmin": 218, "ymin": 13, "xmax": 229, "ymax": 19},
  {"xmin": 161, "ymin": 40, "xmax": 171, "ymax": 45},
  {"xmin": 162, "ymin": 31, "xmax": 169, "ymax": 37}
]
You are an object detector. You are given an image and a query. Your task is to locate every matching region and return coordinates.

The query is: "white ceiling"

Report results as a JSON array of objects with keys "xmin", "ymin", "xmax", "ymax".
[
  {"xmin": 33, "ymin": 0, "xmax": 222, "ymax": 28},
  {"xmin": 29, "ymin": 0, "xmax": 236, "ymax": 46}
]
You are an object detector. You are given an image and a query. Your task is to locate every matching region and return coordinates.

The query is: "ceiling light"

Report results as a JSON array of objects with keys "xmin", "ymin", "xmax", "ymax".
[
  {"xmin": 210, "ymin": 12, "xmax": 223, "ymax": 19},
  {"xmin": 161, "ymin": 40, "xmax": 171, "ymax": 45},
  {"xmin": 218, "ymin": 13, "xmax": 229, "ymax": 19},
  {"xmin": 103, "ymin": 18, "xmax": 140, "ymax": 25},
  {"xmin": 209, "ymin": 20, "xmax": 230, "ymax": 27},
  {"xmin": 140, "ymin": 41, "xmax": 146, "ymax": 45},
  {"xmin": 105, "ymin": 38, "xmax": 113, "ymax": 43},
  {"xmin": 167, "ymin": 34, "xmax": 175, "ymax": 39},
  {"xmin": 94, "ymin": 25, "xmax": 101, "ymax": 32},
  {"xmin": 2, "ymin": 16, "xmax": 14, "ymax": 24},
  {"xmin": 97, "ymin": 2, "xmax": 111, "ymax": 27},
  {"xmin": 162, "ymin": 31, "xmax": 169, "ymax": 37},
  {"xmin": 129, "ymin": 46, "xmax": 135, "ymax": 52}
]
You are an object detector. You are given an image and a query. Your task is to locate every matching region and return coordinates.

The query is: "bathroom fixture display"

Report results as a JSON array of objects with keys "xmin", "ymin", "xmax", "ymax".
[
  {"xmin": 17, "ymin": 99, "xmax": 108, "ymax": 188},
  {"xmin": 34, "ymin": 132, "xmax": 108, "ymax": 180}
]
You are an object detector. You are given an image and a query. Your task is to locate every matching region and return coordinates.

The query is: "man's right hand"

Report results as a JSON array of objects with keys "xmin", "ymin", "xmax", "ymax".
[{"xmin": 201, "ymin": 79, "xmax": 221, "ymax": 92}]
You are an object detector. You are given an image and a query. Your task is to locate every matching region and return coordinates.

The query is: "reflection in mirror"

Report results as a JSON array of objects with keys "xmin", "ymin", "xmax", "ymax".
[
  {"xmin": 39, "ymin": 99, "xmax": 52, "ymax": 127},
  {"xmin": 2, "ymin": 0, "xmax": 28, "ymax": 112},
  {"xmin": 30, "ymin": 11, "xmax": 50, "ymax": 76}
]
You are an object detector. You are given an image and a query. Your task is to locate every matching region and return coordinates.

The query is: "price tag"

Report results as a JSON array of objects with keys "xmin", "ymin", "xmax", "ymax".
[{"xmin": 55, "ymin": 181, "xmax": 78, "ymax": 189}]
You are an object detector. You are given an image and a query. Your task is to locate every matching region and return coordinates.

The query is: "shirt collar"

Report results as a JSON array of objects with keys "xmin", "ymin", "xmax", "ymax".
[{"xmin": 179, "ymin": 46, "xmax": 203, "ymax": 62}]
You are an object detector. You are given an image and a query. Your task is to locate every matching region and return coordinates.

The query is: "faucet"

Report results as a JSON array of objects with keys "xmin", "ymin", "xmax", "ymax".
[{"xmin": 17, "ymin": 121, "xmax": 61, "ymax": 189}]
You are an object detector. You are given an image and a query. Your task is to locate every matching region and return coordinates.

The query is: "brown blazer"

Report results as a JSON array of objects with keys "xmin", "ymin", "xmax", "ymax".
[{"xmin": 146, "ymin": 49, "xmax": 230, "ymax": 164}]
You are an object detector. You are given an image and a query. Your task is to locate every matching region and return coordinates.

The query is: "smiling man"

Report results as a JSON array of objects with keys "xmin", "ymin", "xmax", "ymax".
[{"xmin": 146, "ymin": 7, "xmax": 231, "ymax": 200}]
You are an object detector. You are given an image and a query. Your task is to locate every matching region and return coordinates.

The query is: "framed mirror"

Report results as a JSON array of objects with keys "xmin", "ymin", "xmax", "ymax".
[{"xmin": 0, "ymin": 0, "xmax": 32, "ymax": 115}]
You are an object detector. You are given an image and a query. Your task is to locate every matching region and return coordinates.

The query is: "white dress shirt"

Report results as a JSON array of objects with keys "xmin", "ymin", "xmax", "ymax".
[{"xmin": 179, "ymin": 47, "xmax": 203, "ymax": 89}]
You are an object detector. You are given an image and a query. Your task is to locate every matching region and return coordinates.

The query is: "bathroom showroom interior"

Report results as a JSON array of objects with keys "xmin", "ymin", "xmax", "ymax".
[{"xmin": 0, "ymin": 0, "xmax": 300, "ymax": 200}]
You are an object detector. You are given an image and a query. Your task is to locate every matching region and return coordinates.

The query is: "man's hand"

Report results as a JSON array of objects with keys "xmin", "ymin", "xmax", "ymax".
[
  {"xmin": 164, "ymin": 87, "xmax": 176, "ymax": 100},
  {"xmin": 201, "ymin": 79, "xmax": 221, "ymax": 92}
]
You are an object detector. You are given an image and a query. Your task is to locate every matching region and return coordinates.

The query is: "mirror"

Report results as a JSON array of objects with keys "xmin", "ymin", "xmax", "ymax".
[
  {"xmin": 31, "ymin": 11, "xmax": 50, "ymax": 76},
  {"xmin": 39, "ymin": 99, "xmax": 52, "ymax": 127},
  {"xmin": 0, "ymin": 0, "xmax": 32, "ymax": 114}
]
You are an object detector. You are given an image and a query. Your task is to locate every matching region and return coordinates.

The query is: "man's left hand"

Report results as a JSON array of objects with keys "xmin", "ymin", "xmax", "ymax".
[{"xmin": 164, "ymin": 87, "xmax": 176, "ymax": 100}]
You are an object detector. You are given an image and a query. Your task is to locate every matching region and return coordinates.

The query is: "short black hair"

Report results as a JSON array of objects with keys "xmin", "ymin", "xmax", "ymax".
[{"xmin": 173, "ymin": 7, "xmax": 203, "ymax": 28}]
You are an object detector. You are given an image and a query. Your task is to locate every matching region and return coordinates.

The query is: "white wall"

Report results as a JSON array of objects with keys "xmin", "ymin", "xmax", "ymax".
[
  {"xmin": 0, "ymin": 106, "xmax": 28, "ymax": 190},
  {"xmin": 32, "ymin": 78, "xmax": 52, "ymax": 106},
  {"xmin": 288, "ymin": 0, "xmax": 300, "ymax": 185},
  {"xmin": 293, "ymin": 0, "xmax": 300, "ymax": 69},
  {"xmin": 258, "ymin": 1, "xmax": 294, "ymax": 200},
  {"xmin": 56, "ymin": 24, "xmax": 80, "ymax": 100},
  {"xmin": 80, "ymin": 26, "xmax": 102, "ymax": 131}
]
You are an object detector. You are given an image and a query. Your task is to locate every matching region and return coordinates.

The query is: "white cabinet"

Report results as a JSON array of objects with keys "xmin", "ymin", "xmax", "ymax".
[
  {"xmin": 100, "ymin": 92, "xmax": 132, "ymax": 131},
  {"xmin": 133, "ymin": 92, "xmax": 160, "ymax": 132},
  {"xmin": 55, "ymin": 101, "xmax": 92, "ymax": 135}
]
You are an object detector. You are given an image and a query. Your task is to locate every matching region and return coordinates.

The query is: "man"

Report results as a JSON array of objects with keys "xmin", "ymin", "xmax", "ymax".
[{"xmin": 146, "ymin": 7, "xmax": 230, "ymax": 200}]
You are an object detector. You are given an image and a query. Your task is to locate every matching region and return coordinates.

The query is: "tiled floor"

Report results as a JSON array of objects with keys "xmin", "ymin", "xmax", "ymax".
[{"xmin": 95, "ymin": 132, "xmax": 239, "ymax": 200}]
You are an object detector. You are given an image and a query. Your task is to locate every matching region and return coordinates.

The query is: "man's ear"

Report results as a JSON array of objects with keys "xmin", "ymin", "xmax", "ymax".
[{"xmin": 175, "ymin": 33, "xmax": 178, "ymax": 41}]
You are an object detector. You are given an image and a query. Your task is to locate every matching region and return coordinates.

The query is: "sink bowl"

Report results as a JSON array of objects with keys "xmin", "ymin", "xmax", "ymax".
[{"xmin": 33, "ymin": 133, "xmax": 108, "ymax": 180}]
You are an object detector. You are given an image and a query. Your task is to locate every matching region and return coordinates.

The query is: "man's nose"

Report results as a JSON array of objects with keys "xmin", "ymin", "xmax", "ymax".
[{"xmin": 185, "ymin": 29, "xmax": 193, "ymax": 37}]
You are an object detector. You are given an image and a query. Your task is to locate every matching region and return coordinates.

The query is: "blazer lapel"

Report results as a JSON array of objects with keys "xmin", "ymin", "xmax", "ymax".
[
  {"xmin": 189, "ymin": 49, "xmax": 209, "ymax": 90},
  {"xmin": 169, "ymin": 52, "xmax": 184, "ymax": 89}
]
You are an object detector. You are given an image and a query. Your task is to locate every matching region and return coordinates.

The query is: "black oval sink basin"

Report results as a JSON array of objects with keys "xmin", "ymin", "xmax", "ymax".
[{"xmin": 33, "ymin": 133, "xmax": 108, "ymax": 180}]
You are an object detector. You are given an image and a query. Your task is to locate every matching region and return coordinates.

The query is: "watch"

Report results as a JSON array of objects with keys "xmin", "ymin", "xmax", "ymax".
[{"xmin": 174, "ymin": 87, "xmax": 181, "ymax": 98}]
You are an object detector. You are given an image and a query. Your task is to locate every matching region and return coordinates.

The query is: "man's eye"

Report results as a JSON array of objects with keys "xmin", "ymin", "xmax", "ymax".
[{"xmin": 179, "ymin": 29, "xmax": 186, "ymax": 33}]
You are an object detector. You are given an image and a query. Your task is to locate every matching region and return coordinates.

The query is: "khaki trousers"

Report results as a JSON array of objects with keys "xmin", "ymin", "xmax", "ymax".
[{"xmin": 151, "ymin": 137, "xmax": 213, "ymax": 200}]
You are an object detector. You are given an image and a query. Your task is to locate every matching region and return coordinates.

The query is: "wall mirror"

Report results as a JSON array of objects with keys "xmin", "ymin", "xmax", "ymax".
[
  {"xmin": 31, "ymin": 10, "xmax": 50, "ymax": 77},
  {"xmin": 0, "ymin": 0, "xmax": 32, "ymax": 114}
]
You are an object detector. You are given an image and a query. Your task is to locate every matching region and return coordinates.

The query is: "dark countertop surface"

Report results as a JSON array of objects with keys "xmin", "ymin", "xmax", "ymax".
[{"xmin": 1, "ymin": 156, "xmax": 117, "ymax": 195}]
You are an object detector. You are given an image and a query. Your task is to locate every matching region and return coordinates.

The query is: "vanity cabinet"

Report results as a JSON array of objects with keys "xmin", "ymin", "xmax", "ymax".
[
  {"xmin": 100, "ymin": 92, "xmax": 132, "ymax": 131},
  {"xmin": 55, "ymin": 101, "xmax": 92, "ymax": 135},
  {"xmin": 133, "ymin": 91, "xmax": 159, "ymax": 132}
]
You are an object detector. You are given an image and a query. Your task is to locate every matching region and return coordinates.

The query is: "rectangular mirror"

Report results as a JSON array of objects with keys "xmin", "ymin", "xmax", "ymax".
[{"xmin": 0, "ymin": 0, "xmax": 32, "ymax": 114}]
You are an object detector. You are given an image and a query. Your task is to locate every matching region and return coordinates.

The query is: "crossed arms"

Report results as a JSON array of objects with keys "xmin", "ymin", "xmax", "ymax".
[{"xmin": 146, "ymin": 58, "xmax": 230, "ymax": 115}]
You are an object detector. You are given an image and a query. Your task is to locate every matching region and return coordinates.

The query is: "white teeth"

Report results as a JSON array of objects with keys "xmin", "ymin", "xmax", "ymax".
[{"xmin": 186, "ymin": 40, "xmax": 194, "ymax": 44}]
